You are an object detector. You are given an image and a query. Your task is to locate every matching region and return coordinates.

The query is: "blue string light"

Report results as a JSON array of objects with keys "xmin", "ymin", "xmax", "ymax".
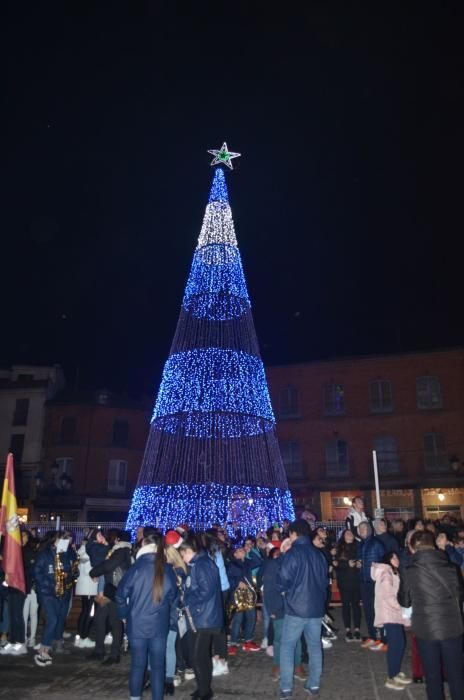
[
  {"xmin": 126, "ymin": 483, "xmax": 295, "ymax": 538},
  {"xmin": 153, "ymin": 348, "xmax": 274, "ymax": 425},
  {"xmin": 153, "ymin": 412, "xmax": 275, "ymax": 439},
  {"xmin": 208, "ymin": 167, "xmax": 229, "ymax": 203},
  {"xmin": 183, "ymin": 244, "xmax": 250, "ymax": 321}
]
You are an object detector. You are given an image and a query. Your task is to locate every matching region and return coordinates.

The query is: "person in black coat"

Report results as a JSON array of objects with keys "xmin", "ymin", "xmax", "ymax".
[
  {"xmin": 333, "ymin": 529, "xmax": 362, "ymax": 642},
  {"xmin": 398, "ymin": 530, "xmax": 464, "ymax": 700},
  {"xmin": 116, "ymin": 532, "xmax": 177, "ymax": 700},
  {"xmin": 89, "ymin": 529, "xmax": 132, "ymax": 664}
]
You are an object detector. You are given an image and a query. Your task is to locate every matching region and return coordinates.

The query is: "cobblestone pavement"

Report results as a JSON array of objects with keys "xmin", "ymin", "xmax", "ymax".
[{"xmin": 0, "ymin": 609, "xmax": 453, "ymax": 700}]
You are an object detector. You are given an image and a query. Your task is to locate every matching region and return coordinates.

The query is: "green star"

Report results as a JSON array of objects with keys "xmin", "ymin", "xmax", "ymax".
[{"xmin": 208, "ymin": 142, "xmax": 241, "ymax": 170}]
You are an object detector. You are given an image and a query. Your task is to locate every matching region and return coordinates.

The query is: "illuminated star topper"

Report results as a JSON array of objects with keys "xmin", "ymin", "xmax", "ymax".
[{"xmin": 208, "ymin": 142, "xmax": 241, "ymax": 170}]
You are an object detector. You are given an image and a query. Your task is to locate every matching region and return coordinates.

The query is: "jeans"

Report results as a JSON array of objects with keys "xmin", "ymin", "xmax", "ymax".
[
  {"xmin": 166, "ymin": 629, "xmax": 177, "ymax": 679},
  {"xmin": 23, "ymin": 590, "xmax": 39, "ymax": 642},
  {"xmin": 384, "ymin": 624, "xmax": 406, "ymax": 678},
  {"xmin": 262, "ymin": 602, "xmax": 270, "ymax": 640},
  {"xmin": 130, "ymin": 635, "xmax": 167, "ymax": 700},
  {"xmin": 273, "ymin": 617, "xmax": 302, "ymax": 667},
  {"xmin": 7, "ymin": 588, "xmax": 26, "ymax": 644},
  {"xmin": 40, "ymin": 596, "xmax": 61, "ymax": 648},
  {"xmin": 360, "ymin": 580, "xmax": 376, "ymax": 639},
  {"xmin": 280, "ymin": 615, "xmax": 323, "ymax": 692},
  {"xmin": 230, "ymin": 607, "xmax": 256, "ymax": 643},
  {"xmin": 188, "ymin": 628, "xmax": 219, "ymax": 697},
  {"xmin": 416, "ymin": 635, "xmax": 464, "ymax": 700},
  {"xmin": 55, "ymin": 593, "xmax": 71, "ymax": 641},
  {"xmin": 78, "ymin": 595, "xmax": 95, "ymax": 639},
  {"xmin": 212, "ymin": 590, "xmax": 227, "ymax": 659},
  {"xmin": 95, "ymin": 600, "xmax": 122, "ymax": 658}
]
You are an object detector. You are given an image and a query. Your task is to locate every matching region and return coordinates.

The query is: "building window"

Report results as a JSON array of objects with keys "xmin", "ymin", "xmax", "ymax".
[
  {"xmin": 55, "ymin": 457, "xmax": 73, "ymax": 477},
  {"xmin": 280, "ymin": 440, "xmax": 303, "ymax": 478},
  {"xmin": 324, "ymin": 384, "xmax": 345, "ymax": 416},
  {"xmin": 112, "ymin": 420, "xmax": 129, "ymax": 447},
  {"xmin": 424, "ymin": 433, "xmax": 448, "ymax": 472},
  {"xmin": 326, "ymin": 439, "xmax": 349, "ymax": 476},
  {"xmin": 369, "ymin": 380, "xmax": 393, "ymax": 413},
  {"xmin": 9, "ymin": 434, "xmax": 25, "ymax": 465},
  {"xmin": 60, "ymin": 416, "xmax": 77, "ymax": 443},
  {"xmin": 279, "ymin": 386, "xmax": 299, "ymax": 418},
  {"xmin": 416, "ymin": 376, "xmax": 442, "ymax": 410},
  {"xmin": 12, "ymin": 398, "xmax": 30, "ymax": 426},
  {"xmin": 108, "ymin": 459, "xmax": 128, "ymax": 493},
  {"xmin": 373, "ymin": 436, "xmax": 399, "ymax": 475}
]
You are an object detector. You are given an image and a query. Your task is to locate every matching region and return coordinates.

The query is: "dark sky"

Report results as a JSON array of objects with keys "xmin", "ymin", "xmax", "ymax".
[{"xmin": 4, "ymin": 2, "xmax": 464, "ymax": 395}]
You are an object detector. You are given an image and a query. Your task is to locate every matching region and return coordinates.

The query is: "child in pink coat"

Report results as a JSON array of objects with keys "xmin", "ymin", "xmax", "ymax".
[{"xmin": 371, "ymin": 552, "xmax": 412, "ymax": 691}]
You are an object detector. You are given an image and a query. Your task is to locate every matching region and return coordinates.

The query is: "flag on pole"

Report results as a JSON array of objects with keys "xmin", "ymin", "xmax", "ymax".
[{"xmin": 0, "ymin": 453, "xmax": 26, "ymax": 593}]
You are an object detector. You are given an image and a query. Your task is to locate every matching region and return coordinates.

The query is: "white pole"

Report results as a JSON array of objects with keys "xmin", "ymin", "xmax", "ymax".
[
  {"xmin": 56, "ymin": 515, "xmax": 61, "ymax": 532},
  {"xmin": 372, "ymin": 450, "xmax": 383, "ymax": 518}
]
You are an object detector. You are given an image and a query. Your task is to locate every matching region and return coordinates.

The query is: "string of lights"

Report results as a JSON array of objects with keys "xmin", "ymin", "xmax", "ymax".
[{"xmin": 126, "ymin": 155, "xmax": 295, "ymax": 533}]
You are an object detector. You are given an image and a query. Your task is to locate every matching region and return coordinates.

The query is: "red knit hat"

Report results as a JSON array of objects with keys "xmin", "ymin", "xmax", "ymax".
[{"xmin": 165, "ymin": 530, "xmax": 183, "ymax": 548}]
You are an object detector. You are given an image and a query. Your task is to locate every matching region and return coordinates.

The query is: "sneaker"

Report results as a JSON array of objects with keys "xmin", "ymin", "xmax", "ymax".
[
  {"xmin": 266, "ymin": 644, "xmax": 274, "ymax": 657},
  {"xmin": 82, "ymin": 638, "xmax": 96, "ymax": 648},
  {"xmin": 227, "ymin": 644, "xmax": 238, "ymax": 656},
  {"xmin": 321, "ymin": 637, "xmax": 332, "ymax": 649},
  {"xmin": 104, "ymin": 633, "xmax": 113, "ymax": 645},
  {"xmin": 271, "ymin": 666, "xmax": 280, "ymax": 682},
  {"xmin": 184, "ymin": 668, "xmax": 195, "ymax": 680},
  {"xmin": 242, "ymin": 641, "xmax": 260, "ymax": 652},
  {"xmin": 370, "ymin": 642, "xmax": 388, "ymax": 652},
  {"xmin": 280, "ymin": 692, "xmax": 294, "ymax": 700},
  {"xmin": 304, "ymin": 688, "xmax": 320, "ymax": 697},
  {"xmin": 385, "ymin": 677, "xmax": 406, "ymax": 691},
  {"xmin": 294, "ymin": 665, "xmax": 307, "ymax": 680},
  {"xmin": 0, "ymin": 643, "xmax": 15, "ymax": 655},
  {"xmin": 74, "ymin": 636, "xmax": 82, "ymax": 648},
  {"xmin": 345, "ymin": 631, "xmax": 354, "ymax": 642},
  {"xmin": 361, "ymin": 637, "xmax": 377, "ymax": 648},
  {"xmin": 353, "ymin": 630, "xmax": 361, "ymax": 642},
  {"xmin": 34, "ymin": 652, "xmax": 53, "ymax": 667},
  {"xmin": 10, "ymin": 643, "xmax": 28, "ymax": 655},
  {"xmin": 173, "ymin": 674, "xmax": 182, "ymax": 687},
  {"xmin": 260, "ymin": 636, "xmax": 268, "ymax": 650},
  {"xmin": 212, "ymin": 660, "xmax": 229, "ymax": 677},
  {"xmin": 62, "ymin": 631, "xmax": 72, "ymax": 639},
  {"xmin": 33, "ymin": 642, "xmax": 42, "ymax": 651},
  {"xmin": 394, "ymin": 673, "xmax": 412, "ymax": 685}
]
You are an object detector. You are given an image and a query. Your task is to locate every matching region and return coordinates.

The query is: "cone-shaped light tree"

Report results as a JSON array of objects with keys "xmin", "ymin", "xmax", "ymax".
[{"xmin": 126, "ymin": 145, "xmax": 295, "ymax": 533}]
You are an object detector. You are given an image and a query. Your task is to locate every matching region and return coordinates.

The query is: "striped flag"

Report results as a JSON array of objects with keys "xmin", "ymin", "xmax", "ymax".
[{"xmin": 0, "ymin": 453, "xmax": 26, "ymax": 593}]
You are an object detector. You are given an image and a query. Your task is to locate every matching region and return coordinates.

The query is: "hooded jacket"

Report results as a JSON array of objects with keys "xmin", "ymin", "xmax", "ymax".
[
  {"xmin": 183, "ymin": 550, "xmax": 223, "ymax": 630},
  {"xmin": 371, "ymin": 563, "xmax": 410, "ymax": 627},
  {"xmin": 89, "ymin": 541, "xmax": 132, "ymax": 600},
  {"xmin": 277, "ymin": 536, "xmax": 328, "ymax": 618},
  {"xmin": 116, "ymin": 545, "xmax": 177, "ymax": 639},
  {"xmin": 358, "ymin": 535, "xmax": 385, "ymax": 583},
  {"xmin": 397, "ymin": 548, "xmax": 464, "ymax": 641}
]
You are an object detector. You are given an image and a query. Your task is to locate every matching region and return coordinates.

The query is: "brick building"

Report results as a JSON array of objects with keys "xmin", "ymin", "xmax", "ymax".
[
  {"xmin": 266, "ymin": 348, "xmax": 464, "ymax": 521},
  {"xmin": 33, "ymin": 389, "xmax": 150, "ymax": 521}
]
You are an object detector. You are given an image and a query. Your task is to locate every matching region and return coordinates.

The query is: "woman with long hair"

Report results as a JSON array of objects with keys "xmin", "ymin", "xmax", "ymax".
[
  {"xmin": 116, "ymin": 533, "xmax": 177, "ymax": 700},
  {"xmin": 333, "ymin": 529, "xmax": 362, "ymax": 642},
  {"xmin": 371, "ymin": 551, "xmax": 412, "ymax": 691},
  {"xmin": 179, "ymin": 536, "xmax": 223, "ymax": 700},
  {"xmin": 164, "ymin": 530, "xmax": 188, "ymax": 693}
]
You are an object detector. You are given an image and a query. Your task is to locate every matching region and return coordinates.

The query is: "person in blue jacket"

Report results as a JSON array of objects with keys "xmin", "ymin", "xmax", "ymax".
[
  {"xmin": 33, "ymin": 531, "xmax": 78, "ymax": 667},
  {"xmin": 226, "ymin": 544, "xmax": 262, "ymax": 653},
  {"xmin": 357, "ymin": 521, "xmax": 386, "ymax": 649},
  {"xmin": 277, "ymin": 520, "xmax": 328, "ymax": 699},
  {"xmin": 115, "ymin": 532, "xmax": 178, "ymax": 700},
  {"xmin": 179, "ymin": 536, "xmax": 223, "ymax": 700}
]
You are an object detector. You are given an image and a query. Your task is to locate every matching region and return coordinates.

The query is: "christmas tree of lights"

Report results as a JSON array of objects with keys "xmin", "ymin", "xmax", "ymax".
[{"xmin": 126, "ymin": 144, "xmax": 295, "ymax": 534}]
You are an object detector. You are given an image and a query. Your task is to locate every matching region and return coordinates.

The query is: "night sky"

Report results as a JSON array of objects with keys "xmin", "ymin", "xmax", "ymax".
[{"xmin": 4, "ymin": 2, "xmax": 464, "ymax": 396}]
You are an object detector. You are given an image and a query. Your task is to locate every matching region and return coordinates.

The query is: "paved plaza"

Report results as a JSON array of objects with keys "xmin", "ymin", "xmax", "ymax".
[{"xmin": 0, "ymin": 609, "xmax": 447, "ymax": 700}]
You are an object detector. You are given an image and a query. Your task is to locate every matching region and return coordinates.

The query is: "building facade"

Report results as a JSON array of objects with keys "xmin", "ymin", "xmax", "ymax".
[
  {"xmin": 33, "ymin": 389, "xmax": 151, "ymax": 521},
  {"xmin": 266, "ymin": 349, "xmax": 464, "ymax": 521},
  {"xmin": 0, "ymin": 365, "xmax": 65, "ymax": 504}
]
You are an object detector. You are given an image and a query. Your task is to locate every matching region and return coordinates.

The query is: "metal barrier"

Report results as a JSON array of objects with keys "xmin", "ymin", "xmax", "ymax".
[{"xmin": 25, "ymin": 519, "xmax": 347, "ymax": 543}]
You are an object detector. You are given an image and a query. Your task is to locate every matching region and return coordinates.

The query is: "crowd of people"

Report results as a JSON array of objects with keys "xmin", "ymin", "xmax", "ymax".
[{"xmin": 0, "ymin": 497, "xmax": 463, "ymax": 700}]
